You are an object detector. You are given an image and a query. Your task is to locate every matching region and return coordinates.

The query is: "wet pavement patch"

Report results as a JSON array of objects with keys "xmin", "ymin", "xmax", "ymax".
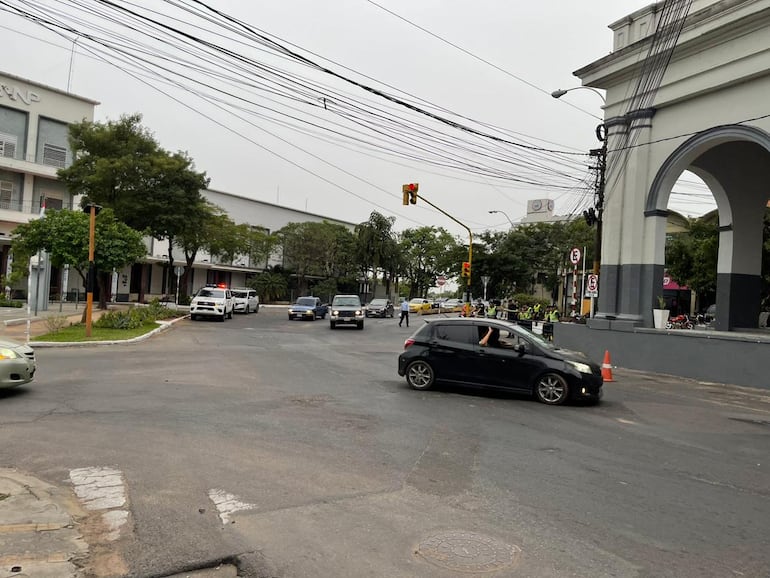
[{"xmin": 415, "ymin": 530, "xmax": 520, "ymax": 573}]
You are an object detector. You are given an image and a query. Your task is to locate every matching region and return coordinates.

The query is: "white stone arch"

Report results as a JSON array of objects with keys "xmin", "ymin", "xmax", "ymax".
[{"xmin": 645, "ymin": 124, "xmax": 770, "ymax": 329}]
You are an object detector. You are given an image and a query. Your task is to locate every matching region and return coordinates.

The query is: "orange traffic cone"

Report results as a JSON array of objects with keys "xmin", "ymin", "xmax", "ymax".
[{"xmin": 601, "ymin": 350, "xmax": 614, "ymax": 382}]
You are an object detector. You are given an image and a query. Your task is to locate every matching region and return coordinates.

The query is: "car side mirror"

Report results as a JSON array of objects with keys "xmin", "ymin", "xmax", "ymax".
[{"xmin": 513, "ymin": 343, "xmax": 527, "ymax": 354}]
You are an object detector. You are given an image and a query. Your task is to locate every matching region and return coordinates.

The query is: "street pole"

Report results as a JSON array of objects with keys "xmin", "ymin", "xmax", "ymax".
[
  {"xmin": 404, "ymin": 187, "xmax": 473, "ymax": 316},
  {"xmin": 85, "ymin": 204, "xmax": 99, "ymax": 338}
]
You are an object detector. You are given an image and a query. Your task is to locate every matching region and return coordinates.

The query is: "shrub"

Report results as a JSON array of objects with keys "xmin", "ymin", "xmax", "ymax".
[
  {"xmin": 94, "ymin": 307, "xmax": 152, "ymax": 330},
  {"xmin": 44, "ymin": 315, "xmax": 70, "ymax": 334},
  {"xmin": 0, "ymin": 298, "xmax": 24, "ymax": 308}
]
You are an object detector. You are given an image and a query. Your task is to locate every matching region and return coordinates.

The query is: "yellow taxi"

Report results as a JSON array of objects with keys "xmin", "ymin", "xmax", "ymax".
[{"xmin": 408, "ymin": 298, "xmax": 433, "ymax": 314}]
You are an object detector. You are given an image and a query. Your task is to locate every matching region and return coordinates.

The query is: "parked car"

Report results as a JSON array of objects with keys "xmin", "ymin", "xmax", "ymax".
[
  {"xmin": 0, "ymin": 338, "xmax": 36, "ymax": 389},
  {"xmin": 330, "ymin": 294, "xmax": 364, "ymax": 329},
  {"xmin": 440, "ymin": 298, "xmax": 464, "ymax": 312},
  {"xmin": 397, "ymin": 318, "xmax": 603, "ymax": 405},
  {"xmin": 408, "ymin": 298, "xmax": 432, "ymax": 314},
  {"xmin": 365, "ymin": 298, "xmax": 395, "ymax": 318},
  {"xmin": 190, "ymin": 285, "xmax": 234, "ymax": 321},
  {"xmin": 288, "ymin": 296, "xmax": 327, "ymax": 320},
  {"xmin": 231, "ymin": 288, "xmax": 259, "ymax": 314}
]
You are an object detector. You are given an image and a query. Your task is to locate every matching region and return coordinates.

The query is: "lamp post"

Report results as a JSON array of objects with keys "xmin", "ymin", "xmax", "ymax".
[
  {"xmin": 551, "ymin": 86, "xmax": 606, "ymax": 105},
  {"xmin": 552, "ymin": 86, "xmax": 607, "ymax": 314},
  {"xmin": 488, "ymin": 210, "xmax": 514, "ymax": 228},
  {"xmin": 84, "ymin": 203, "xmax": 102, "ymax": 337}
]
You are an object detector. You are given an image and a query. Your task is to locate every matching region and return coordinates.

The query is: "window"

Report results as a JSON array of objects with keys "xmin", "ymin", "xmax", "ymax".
[
  {"xmin": 0, "ymin": 180, "xmax": 12, "ymax": 208},
  {"xmin": 0, "ymin": 133, "xmax": 16, "ymax": 158},
  {"xmin": 42, "ymin": 144, "xmax": 67, "ymax": 168},
  {"xmin": 435, "ymin": 324, "xmax": 475, "ymax": 344}
]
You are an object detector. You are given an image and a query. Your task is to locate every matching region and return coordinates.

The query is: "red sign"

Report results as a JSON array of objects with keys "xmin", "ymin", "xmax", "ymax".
[{"xmin": 436, "ymin": 276, "xmax": 447, "ymax": 286}]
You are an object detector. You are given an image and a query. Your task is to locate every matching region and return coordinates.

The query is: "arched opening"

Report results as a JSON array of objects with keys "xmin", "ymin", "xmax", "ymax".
[
  {"xmin": 647, "ymin": 125, "xmax": 770, "ymax": 331},
  {"xmin": 663, "ymin": 171, "xmax": 718, "ymax": 321}
]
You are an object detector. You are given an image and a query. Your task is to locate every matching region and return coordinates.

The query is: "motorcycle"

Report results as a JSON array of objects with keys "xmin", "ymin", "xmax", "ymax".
[{"xmin": 666, "ymin": 314, "xmax": 694, "ymax": 329}]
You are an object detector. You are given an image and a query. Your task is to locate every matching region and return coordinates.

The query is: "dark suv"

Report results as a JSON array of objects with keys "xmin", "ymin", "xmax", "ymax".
[{"xmin": 397, "ymin": 318, "xmax": 602, "ymax": 405}]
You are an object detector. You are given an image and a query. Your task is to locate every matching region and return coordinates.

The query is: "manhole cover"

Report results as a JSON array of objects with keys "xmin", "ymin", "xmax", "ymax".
[{"xmin": 416, "ymin": 530, "xmax": 520, "ymax": 573}]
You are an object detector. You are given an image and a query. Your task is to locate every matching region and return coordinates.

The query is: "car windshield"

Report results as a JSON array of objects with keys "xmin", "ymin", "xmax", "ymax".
[
  {"xmin": 333, "ymin": 296, "xmax": 360, "ymax": 307},
  {"xmin": 296, "ymin": 298, "xmax": 317, "ymax": 306},
  {"xmin": 497, "ymin": 320, "xmax": 556, "ymax": 350},
  {"xmin": 369, "ymin": 299, "xmax": 388, "ymax": 306},
  {"xmin": 232, "ymin": 290, "xmax": 246, "ymax": 298},
  {"xmin": 197, "ymin": 288, "xmax": 224, "ymax": 298},
  {"xmin": 409, "ymin": 298, "xmax": 425, "ymax": 304}
]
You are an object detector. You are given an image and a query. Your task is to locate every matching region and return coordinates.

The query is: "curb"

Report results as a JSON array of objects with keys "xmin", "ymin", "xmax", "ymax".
[{"xmin": 30, "ymin": 316, "xmax": 188, "ymax": 348}]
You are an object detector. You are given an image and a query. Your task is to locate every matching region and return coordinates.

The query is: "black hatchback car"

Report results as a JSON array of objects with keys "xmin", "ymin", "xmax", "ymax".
[{"xmin": 397, "ymin": 318, "xmax": 603, "ymax": 405}]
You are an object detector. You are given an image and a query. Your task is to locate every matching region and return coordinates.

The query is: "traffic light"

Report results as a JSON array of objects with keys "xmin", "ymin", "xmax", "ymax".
[
  {"xmin": 402, "ymin": 183, "xmax": 418, "ymax": 205},
  {"xmin": 461, "ymin": 261, "xmax": 471, "ymax": 278}
]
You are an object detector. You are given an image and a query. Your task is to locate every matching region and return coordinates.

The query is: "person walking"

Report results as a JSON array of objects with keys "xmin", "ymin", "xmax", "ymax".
[{"xmin": 399, "ymin": 299, "xmax": 410, "ymax": 327}]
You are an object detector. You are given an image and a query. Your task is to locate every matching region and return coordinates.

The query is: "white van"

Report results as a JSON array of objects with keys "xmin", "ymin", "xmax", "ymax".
[{"xmin": 232, "ymin": 288, "xmax": 259, "ymax": 314}]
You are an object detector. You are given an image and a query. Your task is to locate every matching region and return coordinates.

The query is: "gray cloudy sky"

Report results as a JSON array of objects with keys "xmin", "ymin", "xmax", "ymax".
[{"xmin": 2, "ymin": 0, "xmax": 715, "ymax": 237}]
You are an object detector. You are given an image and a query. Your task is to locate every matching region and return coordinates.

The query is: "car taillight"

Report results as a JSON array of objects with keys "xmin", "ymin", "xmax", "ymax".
[{"xmin": 404, "ymin": 338, "xmax": 415, "ymax": 349}]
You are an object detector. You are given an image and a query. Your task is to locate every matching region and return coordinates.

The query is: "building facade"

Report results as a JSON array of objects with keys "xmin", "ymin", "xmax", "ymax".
[
  {"xmin": 0, "ymin": 72, "xmax": 97, "ymax": 302},
  {"xmin": 0, "ymin": 71, "xmax": 356, "ymax": 305}
]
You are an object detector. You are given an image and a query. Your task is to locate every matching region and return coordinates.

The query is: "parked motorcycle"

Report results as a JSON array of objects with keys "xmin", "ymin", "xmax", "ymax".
[{"xmin": 666, "ymin": 314, "xmax": 694, "ymax": 329}]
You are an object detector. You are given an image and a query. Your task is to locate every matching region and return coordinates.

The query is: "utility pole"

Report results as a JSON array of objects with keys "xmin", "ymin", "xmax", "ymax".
[{"xmin": 589, "ymin": 124, "xmax": 607, "ymax": 276}]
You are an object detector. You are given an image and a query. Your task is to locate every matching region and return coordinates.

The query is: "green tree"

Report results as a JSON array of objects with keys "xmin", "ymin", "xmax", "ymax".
[
  {"xmin": 666, "ymin": 216, "xmax": 719, "ymax": 309},
  {"xmin": 11, "ymin": 208, "xmax": 146, "ymax": 308},
  {"xmin": 397, "ymin": 227, "xmax": 459, "ymax": 298},
  {"xmin": 278, "ymin": 221, "xmax": 357, "ymax": 295},
  {"xmin": 57, "ymin": 114, "xmax": 210, "ymax": 287},
  {"xmin": 249, "ymin": 270, "xmax": 288, "ymax": 303},
  {"xmin": 355, "ymin": 211, "xmax": 397, "ymax": 298}
]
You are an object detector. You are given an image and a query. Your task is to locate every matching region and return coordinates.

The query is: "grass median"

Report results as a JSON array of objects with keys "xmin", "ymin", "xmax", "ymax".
[{"xmin": 32, "ymin": 322, "xmax": 163, "ymax": 342}]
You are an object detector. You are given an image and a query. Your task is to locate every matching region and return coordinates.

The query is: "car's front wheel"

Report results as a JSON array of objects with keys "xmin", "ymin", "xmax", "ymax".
[
  {"xmin": 330, "ymin": 321, "xmax": 336, "ymax": 329},
  {"xmin": 405, "ymin": 360, "xmax": 434, "ymax": 390},
  {"xmin": 534, "ymin": 373, "xmax": 569, "ymax": 405},
  {"xmin": 357, "ymin": 322, "xmax": 364, "ymax": 330}
]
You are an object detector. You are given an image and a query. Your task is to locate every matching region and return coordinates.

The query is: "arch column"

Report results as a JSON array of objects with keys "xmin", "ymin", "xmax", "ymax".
[{"xmin": 594, "ymin": 108, "xmax": 657, "ymax": 328}]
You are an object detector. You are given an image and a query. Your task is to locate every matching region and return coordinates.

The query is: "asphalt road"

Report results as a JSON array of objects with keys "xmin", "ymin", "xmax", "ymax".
[{"xmin": 1, "ymin": 308, "xmax": 768, "ymax": 577}]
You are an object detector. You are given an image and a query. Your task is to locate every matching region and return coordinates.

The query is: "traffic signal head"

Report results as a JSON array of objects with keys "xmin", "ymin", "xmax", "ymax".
[
  {"xmin": 402, "ymin": 183, "xmax": 418, "ymax": 204},
  {"xmin": 461, "ymin": 261, "xmax": 471, "ymax": 278}
]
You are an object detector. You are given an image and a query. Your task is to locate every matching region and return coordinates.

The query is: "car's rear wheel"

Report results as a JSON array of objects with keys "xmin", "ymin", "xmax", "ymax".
[
  {"xmin": 405, "ymin": 360, "xmax": 434, "ymax": 390},
  {"xmin": 534, "ymin": 373, "xmax": 569, "ymax": 405}
]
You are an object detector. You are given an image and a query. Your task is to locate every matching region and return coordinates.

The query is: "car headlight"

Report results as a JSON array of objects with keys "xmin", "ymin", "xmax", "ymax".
[
  {"xmin": 568, "ymin": 361, "xmax": 593, "ymax": 374},
  {"xmin": 332, "ymin": 310, "xmax": 339, "ymax": 315},
  {"xmin": 0, "ymin": 348, "xmax": 21, "ymax": 360}
]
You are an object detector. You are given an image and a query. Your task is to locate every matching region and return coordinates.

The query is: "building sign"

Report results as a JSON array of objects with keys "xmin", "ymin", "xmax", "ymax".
[{"xmin": 0, "ymin": 83, "xmax": 41, "ymax": 106}]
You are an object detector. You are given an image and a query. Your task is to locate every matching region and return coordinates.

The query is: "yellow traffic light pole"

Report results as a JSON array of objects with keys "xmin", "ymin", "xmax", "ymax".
[{"xmin": 403, "ymin": 187, "xmax": 473, "ymax": 315}]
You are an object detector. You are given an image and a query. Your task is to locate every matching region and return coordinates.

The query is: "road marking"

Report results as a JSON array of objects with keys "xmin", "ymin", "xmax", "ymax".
[
  {"xmin": 616, "ymin": 418, "xmax": 638, "ymax": 425},
  {"xmin": 207, "ymin": 488, "xmax": 256, "ymax": 523},
  {"xmin": 70, "ymin": 466, "xmax": 129, "ymax": 541}
]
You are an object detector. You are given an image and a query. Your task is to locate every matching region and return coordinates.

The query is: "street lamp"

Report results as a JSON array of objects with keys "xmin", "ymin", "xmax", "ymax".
[
  {"xmin": 488, "ymin": 210, "xmax": 514, "ymax": 227},
  {"xmin": 551, "ymin": 86, "xmax": 606, "ymax": 104},
  {"xmin": 552, "ymin": 85, "xmax": 607, "ymax": 317}
]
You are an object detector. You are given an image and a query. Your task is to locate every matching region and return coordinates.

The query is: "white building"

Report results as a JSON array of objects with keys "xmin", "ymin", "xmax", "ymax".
[{"xmin": 0, "ymin": 71, "xmax": 355, "ymax": 305}]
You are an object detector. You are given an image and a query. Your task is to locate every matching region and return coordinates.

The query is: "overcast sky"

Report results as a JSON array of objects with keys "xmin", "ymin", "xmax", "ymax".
[{"xmin": 2, "ymin": 0, "xmax": 716, "ymax": 237}]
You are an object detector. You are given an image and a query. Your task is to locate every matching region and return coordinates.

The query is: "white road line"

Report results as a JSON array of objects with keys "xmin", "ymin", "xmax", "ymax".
[
  {"xmin": 70, "ymin": 466, "xmax": 129, "ymax": 541},
  {"xmin": 207, "ymin": 488, "xmax": 256, "ymax": 523}
]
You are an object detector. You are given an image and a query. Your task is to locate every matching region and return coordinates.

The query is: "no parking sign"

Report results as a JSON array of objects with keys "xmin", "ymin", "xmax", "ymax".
[{"xmin": 586, "ymin": 274, "xmax": 599, "ymax": 297}]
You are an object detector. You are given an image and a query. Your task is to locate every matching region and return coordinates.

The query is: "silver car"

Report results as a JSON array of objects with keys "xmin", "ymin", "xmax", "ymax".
[{"xmin": 0, "ymin": 339, "xmax": 36, "ymax": 389}]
